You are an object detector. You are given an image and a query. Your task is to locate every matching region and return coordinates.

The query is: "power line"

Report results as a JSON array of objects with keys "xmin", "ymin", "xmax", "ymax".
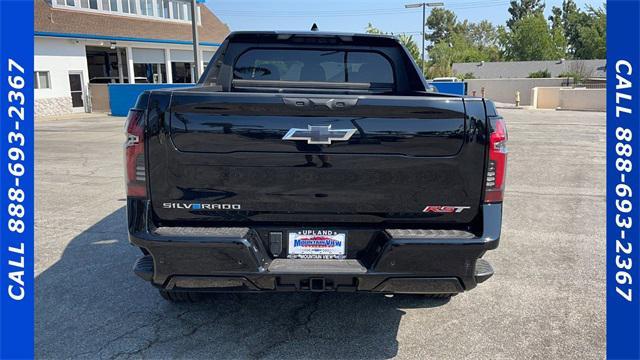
[
  {"xmin": 212, "ymin": 0, "xmax": 507, "ymax": 14},
  {"xmin": 212, "ymin": 1, "xmax": 510, "ymax": 17}
]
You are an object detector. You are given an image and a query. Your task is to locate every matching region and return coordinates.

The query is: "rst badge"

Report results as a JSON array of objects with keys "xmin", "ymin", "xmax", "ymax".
[
  {"xmin": 282, "ymin": 125, "xmax": 356, "ymax": 145},
  {"xmin": 423, "ymin": 205, "xmax": 471, "ymax": 213}
]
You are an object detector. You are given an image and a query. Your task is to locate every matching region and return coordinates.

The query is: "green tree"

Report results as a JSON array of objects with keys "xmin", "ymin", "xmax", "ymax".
[
  {"xmin": 549, "ymin": 6, "xmax": 563, "ymax": 30},
  {"xmin": 423, "ymin": 12, "xmax": 502, "ymax": 77},
  {"xmin": 365, "ymin": 23, "xmax": 384, "ymax": 35},
  {"xmin": 561, "ymin": 0, "xmax": 580, "ymax": 36},
  {"xmin": 468, "ymin": 20, "xmax": 500, "ymax": 48},
  {"xmin": 366, "ymin": 15, "xmax": 503, "ymax": 79},
  {"xmin": 548, "ymin": 0, "xmax": 605, "ymax": 59},
  {"xmin": 501, "ymin": 14, "xmax": 566, "ymax": 61},
  {"xmin": 549, "ymin": 0, "xmax": 582, "ymax": 57},
  {"xmin": 397, "ymin": 34, "xmax": 421, "ymax": 61},
  {"xmin": 365, "ymin": 23, "xmax": 424, "ymax": 71},
  {"xmin": 506, "ymin": 0, "xmax": 545, "ymax": 30},
  {"xmin": 430, "ymin": 32, "xmax": 501, "ymax": 66},
  {"xmin": 425, "ymin": 8, "xmax": 460, "ymax": 49},
  {"xmin": 466, "ymin": 20, "xmax": 502, "ymax": 61},
  {"xmin": 574, "ymin": 5, "xmax": 606, "ymax": 59}
]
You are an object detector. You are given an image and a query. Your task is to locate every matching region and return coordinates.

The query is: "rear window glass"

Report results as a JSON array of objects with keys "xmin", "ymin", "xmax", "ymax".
[{"xmin": 234, "ymin": 49, "xmax": 394, "ymax": 84}]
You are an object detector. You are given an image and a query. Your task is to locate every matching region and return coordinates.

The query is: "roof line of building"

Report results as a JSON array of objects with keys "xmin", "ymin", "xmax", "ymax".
[{"xmin": 35, "ymin": 31, "xmax": 222, "ymax": 47}]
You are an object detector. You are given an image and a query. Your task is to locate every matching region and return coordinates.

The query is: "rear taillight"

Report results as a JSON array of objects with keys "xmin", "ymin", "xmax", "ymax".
[
  {"xmin": 484, "ymin": 117, "xmax": 507, "ymax": 203},
  {"xmin": 124, "ymin": 109, "xmax": 146, "ymax": 197}
]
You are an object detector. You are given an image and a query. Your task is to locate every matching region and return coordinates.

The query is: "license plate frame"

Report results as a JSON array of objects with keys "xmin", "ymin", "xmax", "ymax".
[{"xmin": 287, "ymin": 230, "xmax": 347, "ymax": 259}]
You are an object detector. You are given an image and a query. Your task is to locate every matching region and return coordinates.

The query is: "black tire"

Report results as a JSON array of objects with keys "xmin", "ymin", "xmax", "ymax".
[{"xmin": 158, "ymin": 289, "xmax": 203, "ymax": 302}]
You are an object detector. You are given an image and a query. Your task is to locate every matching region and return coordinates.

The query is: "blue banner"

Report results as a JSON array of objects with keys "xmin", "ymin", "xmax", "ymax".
[
  {"xmin": 607, "ymin": 1, "xmax": 640, "ymax": 359},
  {"xmin": 0, "ymin": 0, "xmax": 35, "ymax": 358},
  {"xmin": 430, "ymin": 81, "xmax": 466, "ymax": 95},
  {"xmin": 108, "ymin": 83, "xmax": 194, "ymax": 116}
]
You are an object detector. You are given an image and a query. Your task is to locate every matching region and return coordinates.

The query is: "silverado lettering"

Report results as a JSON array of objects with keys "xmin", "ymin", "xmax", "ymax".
[{"xmin": 162, "ymin": 203, "xmax": 241, "ymax": 210}]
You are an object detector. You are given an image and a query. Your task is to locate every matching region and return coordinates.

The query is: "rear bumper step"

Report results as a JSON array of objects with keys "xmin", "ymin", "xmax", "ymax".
[
  {"xmin": 474, "ymin": 258, "xmax": 494, "ymax": 283},
  {"xmin": 373, "ymin": 277, "xmax": 464, "ymax": 294},
  {"xmin": 158, "ymin": 275, "xmax": 465, "ymax": 294},
  {"xmin": 268, "ymin": 259, "xmax": 367, "ymax": 274},
  {"xmin": 128, "ymin": 204, "xmax": 501, "ymax": 294},
  {"xmin": 133, "ymin": 254, "xmax": 491, "ymax": 294},
  {"xmin": 133, "ymin": 255, "xmax": 154, "ymax": 282}
]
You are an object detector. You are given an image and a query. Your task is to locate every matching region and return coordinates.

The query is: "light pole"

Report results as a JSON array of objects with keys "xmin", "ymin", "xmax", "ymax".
[
  {"xmin": 190, "ymin": 0, "xmax": 202, "ymax": 81},
  {"xmin": 404, "ymin": 2, "xmax": 444, "ymax": 74}
]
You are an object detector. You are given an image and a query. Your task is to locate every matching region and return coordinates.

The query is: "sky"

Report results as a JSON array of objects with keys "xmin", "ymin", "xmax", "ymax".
[{"xmin": 206, "ymin": 0, "xmax": 602, "ymax": 37}]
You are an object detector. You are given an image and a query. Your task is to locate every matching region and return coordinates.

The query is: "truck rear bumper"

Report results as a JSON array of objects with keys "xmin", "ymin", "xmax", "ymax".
[{"xmin": 128, "ymin": 204, "xmax": 501, "ymax": 294}]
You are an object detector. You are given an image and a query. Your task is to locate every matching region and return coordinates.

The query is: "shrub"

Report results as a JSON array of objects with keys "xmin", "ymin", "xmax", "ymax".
[
  {"xmin": 458, "ymin": 72, "xmax": 476, "ymax": 80},
  {"xmin": 528, "ymin": 69, "xmax": 552, "ymax": 78}
]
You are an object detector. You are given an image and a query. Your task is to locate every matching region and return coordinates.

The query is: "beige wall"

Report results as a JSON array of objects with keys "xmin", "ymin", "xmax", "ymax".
[
  {"xmin": 532, "ymin": 87, "xmax": 565, "ymax": 109},
  {"xmin": 89, "ymin": 84, "xmax": 110, "ymax": 113},
  {"xmin": 532, "ymin": 87, "xmax": 606, "ymax": 111},
  {"xmin": 466, "ymin": 78, "xmax": 566, "ymax": 105},
  {"xmin": 559, "ymin": 88, "xmax": 606, "ymax": 111}
]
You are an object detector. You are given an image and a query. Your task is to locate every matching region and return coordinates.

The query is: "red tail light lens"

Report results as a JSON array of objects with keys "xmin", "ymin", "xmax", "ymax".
[
  {"xmin": 124, "ymin": 110, "xmax": 146, "ymax": 197},
  {"xmin": 484, "ymin": 117, "xmax": 507, "ymax": 203}
]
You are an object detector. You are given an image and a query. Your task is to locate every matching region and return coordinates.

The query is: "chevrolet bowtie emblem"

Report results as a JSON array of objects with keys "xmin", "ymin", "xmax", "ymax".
[{"xmin": 282, "ymin": 125, "xmax": 356, "ymax": 145}]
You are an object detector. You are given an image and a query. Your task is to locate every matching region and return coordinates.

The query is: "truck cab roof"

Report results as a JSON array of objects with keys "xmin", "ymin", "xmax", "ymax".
[
  {"xmin": 225, "ymin": 31, "xmax": 402, "ymax": 46},
  {"xmin": 228, "ymin": 30, "xmax": 397, "ymax": 38}
]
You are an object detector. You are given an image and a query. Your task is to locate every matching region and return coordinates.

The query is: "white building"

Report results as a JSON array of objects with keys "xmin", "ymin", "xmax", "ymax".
[{"xmin": 34, "ymin": 0, "xmax": 229, "ymax": 116}]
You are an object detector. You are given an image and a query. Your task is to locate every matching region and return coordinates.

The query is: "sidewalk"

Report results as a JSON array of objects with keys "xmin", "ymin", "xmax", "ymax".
[{"xmin": 35, "ymin": 112, "xmax": 117, "ymax": 122}]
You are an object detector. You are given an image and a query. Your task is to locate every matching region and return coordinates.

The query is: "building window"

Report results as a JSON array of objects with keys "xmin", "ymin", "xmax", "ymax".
[
  {"xmin": 133, "ymin": 64, "xmax": 167, "ymax": 84},
  {"xmin": 80, "ymin": 0, "xmax": 98, "ymax": 9},
  {"xmin": 138, "ymin": 0, "xmax": 153, "ymax": 15},
  {"xmin": 163, "ymin": 0, "xmax": 170, "ymax": 18},
  {"xmin": 157, "ymin": 0, "xmax": 169, "ymax": 18},
  {"xmin": 101, "ymin": 0, "xmax": 118, "ymax": 11},
  {"xmin": 55, "ymin": 0, "xmax": 197, "ymax": 22},
  {"xmin": 128, "ymin": 0, "xmax": 137, "ymax": 13},
  {"xmin": 171, "ymin": 0, "xmax": 191, "ymax": 20},
  {"xmin": 171, "ymin": 62, "xmax": 194, "ymax": 83},
  {"xmin": 34, "ymin": 71, "xmax": 51, "ymax": 89},
  {"xmin": 171, "ymin": 0, "xmax": 180, "ymax": 19}
]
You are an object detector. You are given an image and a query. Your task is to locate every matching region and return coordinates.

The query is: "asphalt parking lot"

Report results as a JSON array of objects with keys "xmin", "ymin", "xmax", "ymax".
[{"xmin": 35, "ymin": 108, "xmax": 605, "ymax": 359}]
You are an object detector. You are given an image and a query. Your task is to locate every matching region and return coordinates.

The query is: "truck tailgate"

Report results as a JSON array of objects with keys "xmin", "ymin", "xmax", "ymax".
[{"xmin": 147, "ymin": 91, "xmax": 487, "ymax": 224}]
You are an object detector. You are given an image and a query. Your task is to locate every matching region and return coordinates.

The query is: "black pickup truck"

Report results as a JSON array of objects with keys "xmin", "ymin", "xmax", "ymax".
[{"xmin": 125, "ymin": 31, "xmax": 507, "ymax": 301}]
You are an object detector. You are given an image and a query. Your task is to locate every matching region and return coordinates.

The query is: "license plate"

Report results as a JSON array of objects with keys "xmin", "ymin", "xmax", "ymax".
[{"xmin": 288, "ymin": 230, "xmax": 346, "ymax": 259}]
